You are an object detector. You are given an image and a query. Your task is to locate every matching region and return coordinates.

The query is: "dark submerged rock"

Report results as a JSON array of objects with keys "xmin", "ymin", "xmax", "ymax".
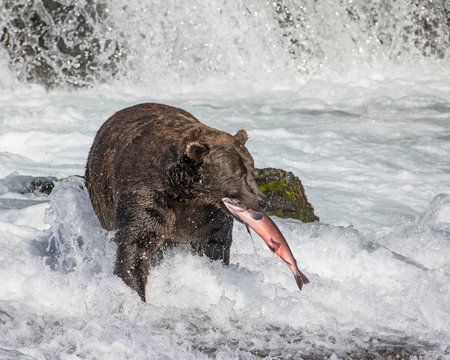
[
  {"xmin": 1, "ymin": 175, "xmax": 57, "ymax": 195},
  {"xmin": 255, "ymin": 167, "xmax": 319, "ymax": 223},
  {"xmin": 0, "ymin": 0, "xmax": 124, "ymax": 88}
]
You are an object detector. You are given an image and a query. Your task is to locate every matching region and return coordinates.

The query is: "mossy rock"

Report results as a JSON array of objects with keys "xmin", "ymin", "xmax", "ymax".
[{"xmin": 255, "ymin": 168, "xmax": 319, "ymax": 223}]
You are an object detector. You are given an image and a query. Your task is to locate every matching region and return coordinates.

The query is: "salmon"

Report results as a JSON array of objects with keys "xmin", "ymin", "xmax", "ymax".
[{"xmin": 222, "ymin": 198, "xmax": 310, "ymax": 290}]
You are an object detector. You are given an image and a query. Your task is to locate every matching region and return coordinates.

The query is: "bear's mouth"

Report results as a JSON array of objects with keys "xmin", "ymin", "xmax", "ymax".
[
  {"xmin": 221, "ymin": 197, "xmax": 243, "ymax": 221},
  {"xmin": 222, "ymin": 198, "xmax": 262, "ymax": 221},
  {"xmin": 222, "ymin": 197, "xmax": 246, "ymax": 217}
]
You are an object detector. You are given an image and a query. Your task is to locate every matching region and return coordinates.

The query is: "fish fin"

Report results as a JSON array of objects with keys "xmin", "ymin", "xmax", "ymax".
[
  {"xmin": 245, "ymin": 224, "xmax": 258, "ymax": 256},
  {"xmin": 245, "ymin": 224, "xmax": 253, "ymax": 241},
  {"xmin": 294, "ymin": 273, "xmax": 304, "ymax": 291},
  {"xmin": 292, "ymin": 268, "xmax": 310, "ymax": 291},
  {"xmin": 300, "ymin": 271, "xmax": 310, "ymax": 285},
  {"xmin": 269, "ymin": 238, "xmax": 281, "ymax": 253}
]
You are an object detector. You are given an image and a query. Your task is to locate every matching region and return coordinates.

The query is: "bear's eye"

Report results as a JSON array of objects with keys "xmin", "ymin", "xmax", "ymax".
[{"xmin": 236, "ymin": 169, "xmax": 246, "ymax": 180}]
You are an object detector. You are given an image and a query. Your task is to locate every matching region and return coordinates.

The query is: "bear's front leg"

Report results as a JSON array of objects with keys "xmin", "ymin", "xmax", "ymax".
[{"xmin": 190, "ymin": 205, "xmax": 234, "ymax": 265}]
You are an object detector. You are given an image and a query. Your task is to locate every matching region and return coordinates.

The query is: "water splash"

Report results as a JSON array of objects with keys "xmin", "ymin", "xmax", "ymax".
[
  {"xmin": 0, "ymin": 0, "xmax": 448, "ymax": 88},
  {"xmin": 274, "ymin": 0, "xmax": 450, "ymax": 70},
  {"xmin": 42, "ymin": 176, "xmax": 115, "ymax": 274},
  {"xmin": 0, "ymin": 0, "xmax": 124, "ymax": 88}
]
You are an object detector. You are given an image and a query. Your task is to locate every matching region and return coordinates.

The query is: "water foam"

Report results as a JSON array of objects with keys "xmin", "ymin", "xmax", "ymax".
[
  {"xmin": 1, "ymin": 176, "xmax": 447, "ymax": 358},
  {"xmin": 0, "ymin": 1, "xmax": 449, "ymax": 357},
  {"xmin": 0, "ymin": 0, "xmax": 448, "ymax": 90}
]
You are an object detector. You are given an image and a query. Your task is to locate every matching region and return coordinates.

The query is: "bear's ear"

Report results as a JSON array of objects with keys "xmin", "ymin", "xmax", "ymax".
[
  {"xmin": 191, "ymin": 126, "xmax": 206, "ymax": 140},
  {"xmin": 234, "ymin": 129, "xmax": 248, "ymax": 144},
  {"xmin": 186, "ymin": 141, "xmax": 209, "ymax": 161}
]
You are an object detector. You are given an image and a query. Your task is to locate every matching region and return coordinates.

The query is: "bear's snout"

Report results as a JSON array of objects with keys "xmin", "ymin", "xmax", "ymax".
[{"xmin": 258, "ymin": 194, "xmax": 268, "ymax": 209}]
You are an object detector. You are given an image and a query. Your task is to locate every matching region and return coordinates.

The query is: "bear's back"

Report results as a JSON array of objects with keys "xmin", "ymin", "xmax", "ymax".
[{"xmin": 85, "ymin": 103, "xmax": 200, "ymax": 230}]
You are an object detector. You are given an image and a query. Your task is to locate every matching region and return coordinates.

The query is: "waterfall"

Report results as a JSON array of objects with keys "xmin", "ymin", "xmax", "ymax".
[{"xmin": 0, "ymin": 0, "xmax": 448, "ymax": 88}]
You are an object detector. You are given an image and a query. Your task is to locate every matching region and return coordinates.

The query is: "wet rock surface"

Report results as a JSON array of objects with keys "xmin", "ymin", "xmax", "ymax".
[
  {"xmin": 0, "ymin": 0, "xmax": 123, "ymax": 87},
  {"xmin": 1, "ymin": 174, "xmax": 57, "ymax": 195}
]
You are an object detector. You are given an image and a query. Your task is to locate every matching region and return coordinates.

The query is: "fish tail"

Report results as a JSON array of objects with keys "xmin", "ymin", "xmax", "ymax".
[
  {"xmin": 299, "ymin": 270, "xmax": 310, "ymax": 285},
  {"xmin": 291, "ymin": 267, "xmax": 310, "ymax": 291}
]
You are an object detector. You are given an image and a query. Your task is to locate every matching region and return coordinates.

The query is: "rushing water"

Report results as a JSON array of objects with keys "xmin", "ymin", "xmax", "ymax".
[{"xmin": 0, "ymin": 1, "xmax": 449, "ymax": 359}]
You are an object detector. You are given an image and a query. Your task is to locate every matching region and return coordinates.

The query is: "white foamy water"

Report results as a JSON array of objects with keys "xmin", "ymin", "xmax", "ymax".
[{"xmin": 0, "ymin": 1, "xmax": 450, "ymax": 359}]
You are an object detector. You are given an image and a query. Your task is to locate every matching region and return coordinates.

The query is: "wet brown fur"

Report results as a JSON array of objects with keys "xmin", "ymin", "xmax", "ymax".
[{"xmin": 85, "ymin": 103, "xmax": 266, "ymax": 301}]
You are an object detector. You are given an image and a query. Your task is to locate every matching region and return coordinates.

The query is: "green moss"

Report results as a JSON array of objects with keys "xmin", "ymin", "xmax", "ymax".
[
  {"xmin": 266, "ymin": 208, "xmax": 311, "ymax": 223},
  {"xmin": 284, "ymin": 190, "xmax": 296, "ymax": 202},
  {"xmin": 298, "ymin": 213, "xmax": 310, "ymax": 223},
  {"xmin": 257, "ymin": 180, "xmax": 287, "ymax": 192},
  {"xmin": 265, "ymin": 208, "xmax": 285, "ymax": 218},
  {"xmin": 258, "ymin": 180, "xmax": 297, "ymax": 202}
]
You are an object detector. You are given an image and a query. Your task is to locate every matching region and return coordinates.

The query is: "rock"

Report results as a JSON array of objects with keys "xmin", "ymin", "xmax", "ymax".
[
  {"xmin": 1, "ymin": 174, "xmax": 57, "ymax": 195},
  {"xmin": 1, "ymin": 169, "xmax": 319, "ymax": 223},
  {"xmin": 255, "ymin": 168, "xmax": 319, "ymax": 223},
  {"xmin": 27, "ymin": 178, "xmax": 55, "ymax": 195},
  {"xmin": 0, "ymin": 0, "xmax": 124, "ymax": 88}
]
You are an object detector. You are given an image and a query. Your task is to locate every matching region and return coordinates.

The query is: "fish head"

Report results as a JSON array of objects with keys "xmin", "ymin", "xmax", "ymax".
[{"xmin": 222, "ymin": 197, "xmax": 264, "ymax": 224}]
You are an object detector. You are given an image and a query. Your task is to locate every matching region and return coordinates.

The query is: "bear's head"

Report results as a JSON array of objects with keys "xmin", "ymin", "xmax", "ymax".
[{"xmin": 183, "ymin": 128, "xmax": 268, "ymax": 214}]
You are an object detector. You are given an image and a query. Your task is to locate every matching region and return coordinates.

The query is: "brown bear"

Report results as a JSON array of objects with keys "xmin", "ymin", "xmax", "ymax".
[{"xmin": 85, "ymin": 103, "xmax": 267, "ymax": 301}]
